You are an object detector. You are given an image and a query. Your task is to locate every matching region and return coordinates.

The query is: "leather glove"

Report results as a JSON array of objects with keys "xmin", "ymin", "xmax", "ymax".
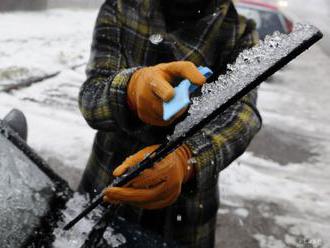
[
  {"xmin": 127, "ymin": 61, "xmax": 206, "ymax": 126},
  {"xmin": 103, "ymin": 144, "xmax": 193, "ymax": 209}
]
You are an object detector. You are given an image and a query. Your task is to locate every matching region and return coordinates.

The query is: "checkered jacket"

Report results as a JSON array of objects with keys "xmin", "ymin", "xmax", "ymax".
[{"xmin": 79, "ymin": 0, "xmax": 262, "ymax": 247}]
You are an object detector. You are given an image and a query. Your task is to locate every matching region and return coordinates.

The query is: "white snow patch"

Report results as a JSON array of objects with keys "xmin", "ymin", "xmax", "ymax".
[
  {"xmin": 103, "ymin": 226, "xmax": 127, "ymax": 247},
  {"xmin": 0, "ymin": 9, "xmax": 97, "ymax": 88},
  {"xmin": 233, "ymin": 208, "xmax": 249, "ymax": 219},
  {"xmin": 254, "ymin": 234, "xmax": 287, "ymax": 248},
  {"xmin": 218, "ymin": 208, "xmax": 230, "ymax": 215}
]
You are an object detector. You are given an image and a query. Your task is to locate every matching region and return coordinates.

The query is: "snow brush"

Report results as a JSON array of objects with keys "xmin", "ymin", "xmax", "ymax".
[{"xmin": 64, "ymin": 24, "xmax": 323, "ymax": 231}]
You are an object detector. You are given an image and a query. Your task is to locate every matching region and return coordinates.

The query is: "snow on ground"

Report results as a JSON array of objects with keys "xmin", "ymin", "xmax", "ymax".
[
  {"xmin": 0, "ymin": 9, "xmax": 98, "ymax": 189},
  {"xmin": 0, "ymin": 6, "xmax": 330, "ymax": 248},
  {"xmin": 0, "ymin": 9, "xmax": 96, "ymax": 89},
  {"xmin": 219, "ymin": 27, "xmax": 330, "ymax": 248}
]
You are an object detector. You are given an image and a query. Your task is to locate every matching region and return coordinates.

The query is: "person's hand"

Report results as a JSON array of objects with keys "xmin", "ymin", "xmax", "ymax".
[
  {"xmin": 127, "ymin": 61, "xmax": 206, "ymax": 126},
  {"xmin": 103, "ymin": 144, "xmax": 193, "ymax": 209}
]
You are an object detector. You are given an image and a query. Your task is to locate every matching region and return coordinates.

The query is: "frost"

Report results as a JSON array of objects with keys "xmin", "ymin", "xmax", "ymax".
[
  {"xmin": 170, "ymin": 24, "xmax": 320, "ymax": 141},
  {"xmin": 52, "ymin": 193, "xmax": 103, "ymax": 248},
  {"xmin": 0, "ymin": 135, "xmax": 54, "ymax": 248}
]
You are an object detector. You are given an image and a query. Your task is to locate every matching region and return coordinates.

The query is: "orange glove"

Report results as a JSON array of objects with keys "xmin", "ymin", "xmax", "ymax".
[
  {"xmin": 127, "ymin": 61, "xmax": 206, "ymax": 126},
  {"xmin": 103, "ymin": 144, "xmax": 193, "ymax": 209}
]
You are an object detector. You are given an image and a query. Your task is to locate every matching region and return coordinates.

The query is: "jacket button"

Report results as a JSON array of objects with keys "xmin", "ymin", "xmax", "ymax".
[{"xmin": 149, "ymin": 33, "xmax": 163, "ymax": 45}]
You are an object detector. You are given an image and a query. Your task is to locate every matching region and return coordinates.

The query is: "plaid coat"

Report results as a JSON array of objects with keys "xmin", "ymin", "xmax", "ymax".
[{"xmin": 78, "ymin": 0, "xmax": 262, "ymax": 247}]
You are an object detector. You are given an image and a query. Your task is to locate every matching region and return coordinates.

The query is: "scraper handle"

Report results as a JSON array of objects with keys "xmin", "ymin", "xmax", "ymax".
[{"xmin": 162, "ymin": 66, "xmax": 213, "ymax": 121}]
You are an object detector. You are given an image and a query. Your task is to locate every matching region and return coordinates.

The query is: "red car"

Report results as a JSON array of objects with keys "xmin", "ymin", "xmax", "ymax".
[{"xmin": 236, "ymin": 0, "xmax": 293, "ymax": 40}]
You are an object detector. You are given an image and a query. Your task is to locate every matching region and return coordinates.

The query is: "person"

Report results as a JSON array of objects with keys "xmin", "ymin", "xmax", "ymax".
[{"xmin": 78, "ymin": 0, "xmax": 262, "ymax": 247}]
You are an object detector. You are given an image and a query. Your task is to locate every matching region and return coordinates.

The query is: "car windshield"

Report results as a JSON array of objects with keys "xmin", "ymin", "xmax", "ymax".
[
  {"xmin": 237, "ymin": 6, "xmax": 286, "ymax": 39},
  {"xmin": 0, "ymin": 134, "xmax": 55, "ymax": 248}
]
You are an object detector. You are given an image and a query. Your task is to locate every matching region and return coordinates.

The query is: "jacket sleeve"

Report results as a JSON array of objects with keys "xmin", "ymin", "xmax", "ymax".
[
  {"xmin": 184, "ymin": 17, "xmax": 262, "ymax": 190},
  {"xmin": 79, "ymin": 1, "xmax": 140, "ymax": 132}
]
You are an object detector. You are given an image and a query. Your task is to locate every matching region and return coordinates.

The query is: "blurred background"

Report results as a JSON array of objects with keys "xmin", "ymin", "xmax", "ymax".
[
  {"xmin": 0, "ymin": 0, "xmax": 103, "ymax": 10},
  {"xmin": 0, "ymin": 0, "xmax": 329, "ymax": 247}
]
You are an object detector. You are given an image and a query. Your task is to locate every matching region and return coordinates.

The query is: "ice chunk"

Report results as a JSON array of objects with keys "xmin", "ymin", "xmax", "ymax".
[
  {"xmin": 103, "ymin": 226, "xmax": 127, "ymax": 247},
  {"xmin": 170, "ymin": 24, "xmax": 320, "ymax": 141}
]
